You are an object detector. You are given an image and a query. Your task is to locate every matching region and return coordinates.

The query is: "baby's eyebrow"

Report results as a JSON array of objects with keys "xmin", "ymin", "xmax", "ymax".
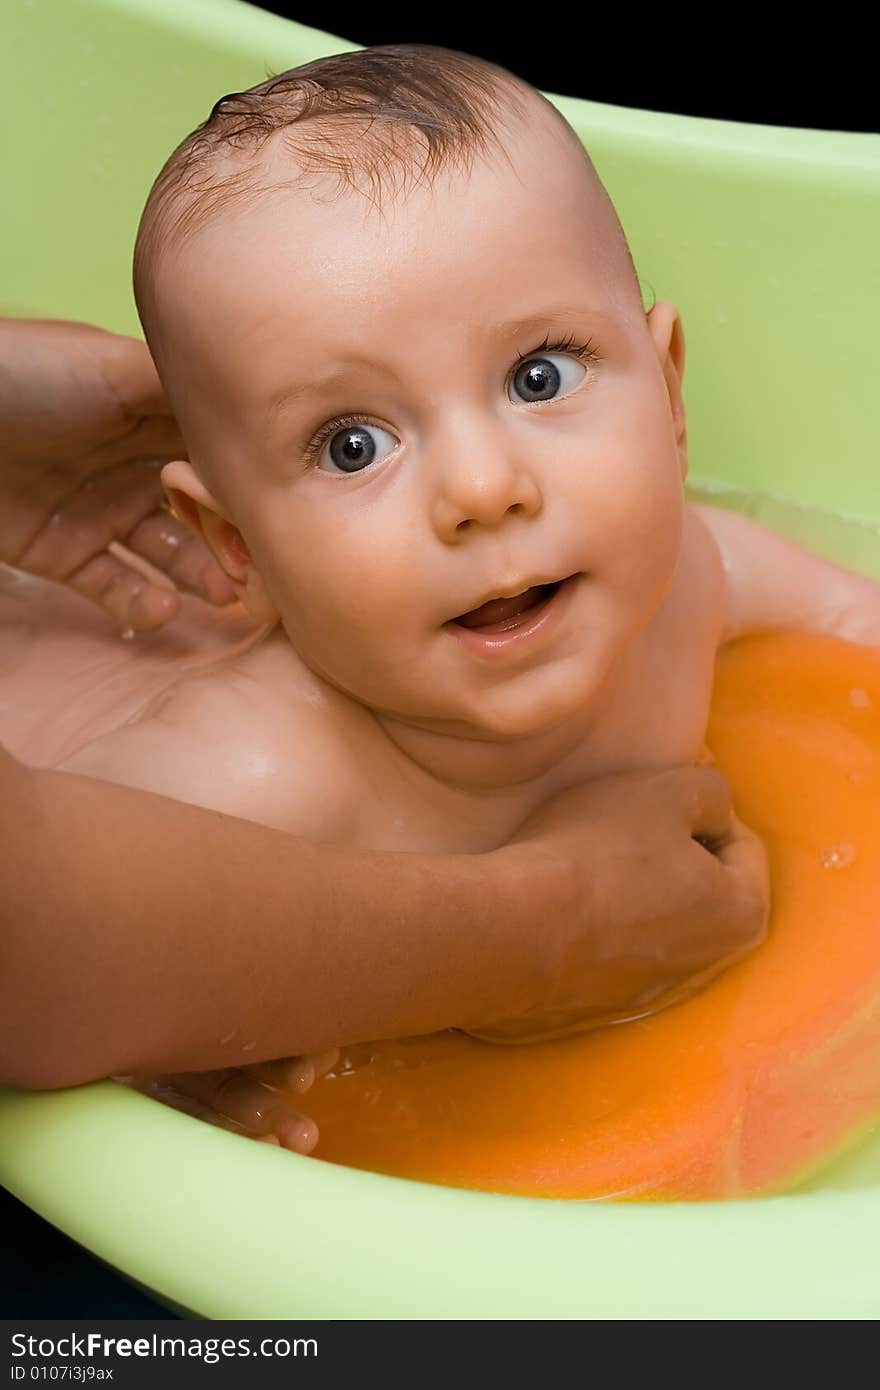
[
  {"xmin": 263, "ymin": 356, "xmax": 395, "ymax": 431},
  {"xmin": 488, "ymin": 308, "xmax": 598, "ymax": 341},
  {"xmin": 266, "ymin": 368, "xmax": 353, "ymax": 421}
]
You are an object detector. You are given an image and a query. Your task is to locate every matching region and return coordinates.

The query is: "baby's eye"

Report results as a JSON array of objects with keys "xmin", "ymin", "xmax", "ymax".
[
  {"xmin": 317, "ymin": 422, "xmax": 398, "ymax": 474},
  {"xmin": 508, "ymin": 353, "xmax": 587, "ymax": 405}
]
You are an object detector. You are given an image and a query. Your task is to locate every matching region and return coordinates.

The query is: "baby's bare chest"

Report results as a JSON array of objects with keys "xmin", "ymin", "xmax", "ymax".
[{"xmin": 0, "ymin": 524, "xmax": 724, "ymax": 854}]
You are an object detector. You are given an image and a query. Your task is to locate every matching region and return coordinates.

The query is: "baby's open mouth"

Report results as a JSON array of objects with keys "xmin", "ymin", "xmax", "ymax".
[{"xmin": 451, "ymin": 579, "xmax": 567, "ymax": 635}]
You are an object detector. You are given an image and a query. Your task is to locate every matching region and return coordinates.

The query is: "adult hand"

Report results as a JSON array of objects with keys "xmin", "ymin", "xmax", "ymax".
[
  {"xmin": 0, "ymin": 318, "xmax": 236, "ymax": 630},
  {"xmin": 470, "ymin": 766, "xmax": 769, "ymax": 1042},
  {"xmin": 130, "ymin": 769, "xmax": 767, "ymax": 1139}
]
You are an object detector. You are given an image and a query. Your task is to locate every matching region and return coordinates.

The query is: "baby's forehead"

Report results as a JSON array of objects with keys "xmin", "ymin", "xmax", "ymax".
[
  {"xmin": 183, "ymin": 108, "xmax": 608, "ymax": 282},
  {"xmin": 157, "ymin": 76, "xmax": 595, "ymax": 257},
  {"xmin": 172, "ymin": 153, "xmax": 602, "ymax": 335},
  {"xmin": 145, "ymin": 90, "xmax": 640, "ymax": 376}
]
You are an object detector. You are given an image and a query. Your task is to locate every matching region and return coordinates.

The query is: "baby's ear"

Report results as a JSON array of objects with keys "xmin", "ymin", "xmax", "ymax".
[
  {"xmin": 646, "ymin": 301, "xmax": 688, "ymax": 482},
  {"xmin": 160, "ymin": 460, "xmax": 279, "ymax": 625}
]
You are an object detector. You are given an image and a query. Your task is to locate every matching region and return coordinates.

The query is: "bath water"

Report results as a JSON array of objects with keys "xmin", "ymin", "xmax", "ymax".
[{"xmin": 301, "ymin": 488, "xmax": 880, "ymax": 1201}]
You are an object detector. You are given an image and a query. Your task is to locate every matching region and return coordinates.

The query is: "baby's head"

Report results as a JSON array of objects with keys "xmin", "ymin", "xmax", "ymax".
[{"xmin": 135, "ymin": 44, "xmax": 688, "ymax": 741}]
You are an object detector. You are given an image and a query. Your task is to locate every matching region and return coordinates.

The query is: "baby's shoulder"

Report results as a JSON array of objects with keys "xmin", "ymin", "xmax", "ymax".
[
  {"xmin": 661, "ymin": 503, "xmax": 728, "ymax": 645},
  {"xmin": 59, "ymin": 637, "xmax": 367, "ymax": 840},
  {"xmin": 681, "ymin": 502, "xmax": 727, "ymax": 588}
]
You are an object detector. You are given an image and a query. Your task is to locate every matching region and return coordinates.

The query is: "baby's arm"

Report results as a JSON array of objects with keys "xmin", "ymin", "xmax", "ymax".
[{"xmin": 694, "ymin": 503, "xmax": 880, "ymax": 647}]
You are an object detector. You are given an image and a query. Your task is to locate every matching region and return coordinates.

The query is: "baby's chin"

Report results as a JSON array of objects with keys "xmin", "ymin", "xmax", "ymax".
[
  {"xmin": 444, "ymin": 620, "xmax": 631, "ymax": 741},
  {"xmin": 391, "ymin": 660, "xmax": 608, "ymax": 742},
  {"xmin": 451, "ymin": 682, "xmax": 596, "ymax": 742}
]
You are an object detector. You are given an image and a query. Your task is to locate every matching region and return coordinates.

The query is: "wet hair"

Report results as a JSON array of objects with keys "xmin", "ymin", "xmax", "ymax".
[{"xmin": 133, "ymin": 43, "xmax": 640, "ymax": 343}]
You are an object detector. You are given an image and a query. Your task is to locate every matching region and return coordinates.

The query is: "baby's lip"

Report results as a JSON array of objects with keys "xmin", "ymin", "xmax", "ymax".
[{"xmin": 446, "ymin": 574, "xmax": 576, "ymax": 630}]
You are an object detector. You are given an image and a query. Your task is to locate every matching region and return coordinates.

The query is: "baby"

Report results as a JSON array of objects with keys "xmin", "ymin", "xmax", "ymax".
[{"xmin": 3, "ymin": 45, "xmax": 879, "ymax": 1141}]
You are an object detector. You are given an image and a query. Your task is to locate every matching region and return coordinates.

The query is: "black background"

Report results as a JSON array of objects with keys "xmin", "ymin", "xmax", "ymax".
[{"xmin": 251, "ymin": 2, "xmax": 877, "ymax": 133}]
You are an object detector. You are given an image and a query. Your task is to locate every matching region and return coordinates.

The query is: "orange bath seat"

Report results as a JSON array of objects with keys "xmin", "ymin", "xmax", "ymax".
[{"xmin": 304, "ymin": 632, "xmax": 880, "ymax": 1199}]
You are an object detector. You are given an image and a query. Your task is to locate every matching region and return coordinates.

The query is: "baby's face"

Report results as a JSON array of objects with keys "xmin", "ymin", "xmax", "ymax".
[{"xmin": 159, "ymin": 110, "xmax": 687, "ymax": 740}]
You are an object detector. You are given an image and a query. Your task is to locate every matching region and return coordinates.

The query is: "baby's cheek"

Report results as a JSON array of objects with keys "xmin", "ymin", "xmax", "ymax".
[
  {"xmin": 593, "ymin": 452, "xmax": 681, "ymax": 548},
  {"xmin": 603, "ymin": 485, "xmax": 683, "ymax": 616}
]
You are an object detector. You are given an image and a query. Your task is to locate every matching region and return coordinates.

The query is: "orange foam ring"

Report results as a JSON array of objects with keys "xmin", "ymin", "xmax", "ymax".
[{"xmin": 304, "ymin": 633, "xmax": 880, "ymax": 1199}]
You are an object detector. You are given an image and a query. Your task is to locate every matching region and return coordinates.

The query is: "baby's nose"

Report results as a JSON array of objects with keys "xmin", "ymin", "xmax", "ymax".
[{"xmin": 431, "ymin": 454, "xmax": 543, "ymax": 542}]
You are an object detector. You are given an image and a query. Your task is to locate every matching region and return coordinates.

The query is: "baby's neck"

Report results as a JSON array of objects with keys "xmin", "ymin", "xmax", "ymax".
[
  {"xmin": 248, "ymin": 621, "xmax": 645, "ymax": 800},
  {"xmin": 372, "ymin": 664, "xmax": 630, "ymax": 795}
]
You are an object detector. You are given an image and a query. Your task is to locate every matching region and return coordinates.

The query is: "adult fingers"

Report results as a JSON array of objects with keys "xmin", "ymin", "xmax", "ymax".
[
  {"xmin": 128, "ymin": 1075, "xmax": 283, "ymax": 1145},
  {"xmin": 123, "ymin": 509, "xmax": 237, "ymax": 607},
  {"xmin": 681, "ymin": 766, "xmax": 734, "ymax": 848},
  {"xmin": 311, "ymin": 1047, "xmax": 341, "ymax": 1080},
  {"xmin": 712, "ymin": 814, "xmax": 771, "ymax": 945},
  {"xmin": 246, "ymin": 1049, "xmax": 341, "ymax": 1095},
  {"xmin": 11, "ymin": 458, "xmax": 166, "ymax": 583},
  {"xmin": 162, "ymin": 1069, "xmax": 319, "ymax": 1154},
  {"xmin": 247, "ymin": 1057, "xmax": 316, "ymax": 1094},
  {"xmin": 66, "ymin": 549, "xmax": 182, "ymax": 631}
]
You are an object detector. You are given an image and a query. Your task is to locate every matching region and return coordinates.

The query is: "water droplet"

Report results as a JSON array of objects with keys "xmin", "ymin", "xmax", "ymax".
[
  {"xmin": 849, "ymin": 687, "xmax": 872, "ymax": 709},
  {"xmin": 820, "ymin": 842, "xmax": 857, "ymax": 870},
  {"xmin": 334, "ymin": 1046, "xmax": 378, "ymax": 1075}
]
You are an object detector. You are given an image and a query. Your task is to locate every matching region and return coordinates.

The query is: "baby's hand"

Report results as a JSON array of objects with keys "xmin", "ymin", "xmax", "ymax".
[{"xmin": 123, "ymin": 1049, "xmax": 339, "ymax": 1154}]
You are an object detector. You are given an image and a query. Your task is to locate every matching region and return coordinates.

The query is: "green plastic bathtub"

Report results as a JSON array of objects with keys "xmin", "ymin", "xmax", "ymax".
[{"xmin": 2, "ymin": 0, "xmax": 879, "ymax": 1319}]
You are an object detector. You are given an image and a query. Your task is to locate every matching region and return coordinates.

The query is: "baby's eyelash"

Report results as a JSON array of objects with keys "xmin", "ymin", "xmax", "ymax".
[
  {"xmin": 304, "ymin": 412, "xmax": 376, "ymax": 464},
  {"xmin": 303, "ymin": 335, "xmax": 599, "ymax": 463},
  {"xmin": 515, "ymin": 333, "xmax": 599, "ymax": 364}
]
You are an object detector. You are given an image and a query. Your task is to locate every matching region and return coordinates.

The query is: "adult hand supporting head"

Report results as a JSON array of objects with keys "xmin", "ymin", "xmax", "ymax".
[
  {"xmin": 469, "ymin": 765, "xmax": 770, "ymax": 1043},
  {"xmin": 0, "ymin": 317, "xmax": 236, "ymax": 629}
]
